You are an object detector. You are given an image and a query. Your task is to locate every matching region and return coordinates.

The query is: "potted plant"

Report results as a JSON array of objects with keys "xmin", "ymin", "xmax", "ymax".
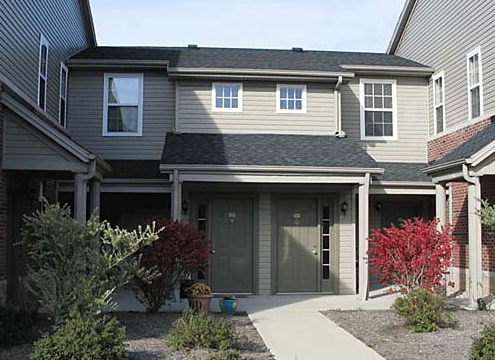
[
  {"xmin": 187, "ymin": 283, "xmax": 212, "ymax": 314},
  {"xmin": 219, "ymin": 294, "xmax": 238, "ymax": 315}
]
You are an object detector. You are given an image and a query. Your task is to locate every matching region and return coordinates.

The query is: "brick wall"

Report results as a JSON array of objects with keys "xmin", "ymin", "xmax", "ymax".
[
  {"xmin": 0, "ymin": 91, "xmax": 7, "ymax": 281},
  {"xmin": 428, "ymin": 117, "xmax": 495, "ymax": 273}
]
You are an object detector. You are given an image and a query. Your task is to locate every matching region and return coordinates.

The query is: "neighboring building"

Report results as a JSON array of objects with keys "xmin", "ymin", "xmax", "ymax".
[
  {"xmin": 388, "ymin": 0, "xmax": 495, "ymax": 302},
  {"xmin": 64, "ymin": 46, "xmax": 435, "ymax": 297},
  {"xmin": 0, "ymin": 0, "xmax": 108, "ymax": 303}
]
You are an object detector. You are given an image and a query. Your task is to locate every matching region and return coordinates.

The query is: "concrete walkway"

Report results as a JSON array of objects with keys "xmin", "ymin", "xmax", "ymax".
[{"xmin": 241, "ymin": 292, "xmax": 396, "ymax": 360}]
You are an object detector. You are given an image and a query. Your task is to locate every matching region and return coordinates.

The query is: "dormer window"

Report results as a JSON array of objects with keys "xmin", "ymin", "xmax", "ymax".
[
  {"xmin": 212, "ymin": 83, "xmax": 243, "ymax": 112},
  {"xmin": 360, "ymin": 79, "xmax": 397, "ymax": 140},
  {"xmin": 276, "ymin": 84, "xmax": 306, "ymax": 113}
]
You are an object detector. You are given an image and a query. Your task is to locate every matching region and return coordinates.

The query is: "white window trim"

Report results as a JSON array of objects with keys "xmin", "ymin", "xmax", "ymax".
[
  {"xmin": 432, "ymin": 71, "xmax": 446, "ymax": 135},
  {"xmin": 211, "ymin": 82, "xmax": 243, "ymax": 112},
  {"xmin": 37, "ymin": 34, "xmax": 49, "ymax": 110},
  {"xmin": 466, "ymin": 46, "xmax": 483, "ymax": 121},
  {"xmin": 59, "ymin": 62, "xmax": 68, "ymax": 127},
  {"xmin": 276, "ymin": 84, "xmax": 307, "ymax": 114},
  {"xmin": 359, "ymin": 78, "xmax": 398, "ymax": 141},
  {"xmin": 102, "ymin": 73, "xmax": 144, "ymax": 137}
]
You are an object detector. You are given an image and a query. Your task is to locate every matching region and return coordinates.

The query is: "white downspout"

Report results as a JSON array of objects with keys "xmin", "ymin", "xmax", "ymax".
[
  {"xmin": 334, "ymin": 76, "xmax": 346, "ymax": 138},
  {"xmin": 462, "ymin": 164, "xmax": 482, "ymax": 303}
]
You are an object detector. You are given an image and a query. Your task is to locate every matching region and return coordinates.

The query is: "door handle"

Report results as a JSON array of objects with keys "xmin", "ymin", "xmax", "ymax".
[{"xmin": 312, "ymin": 250, "xmax": 317, "ymax": 255}]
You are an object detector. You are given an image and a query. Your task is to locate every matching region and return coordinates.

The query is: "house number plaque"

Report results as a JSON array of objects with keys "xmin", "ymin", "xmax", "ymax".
[
  {"xmin": 293, "ymin": 213, "xmax": 301, "ymax": 226},
  {"xmin": 228, "ymin": 212, "xmax": 236, "ymax": 223}
]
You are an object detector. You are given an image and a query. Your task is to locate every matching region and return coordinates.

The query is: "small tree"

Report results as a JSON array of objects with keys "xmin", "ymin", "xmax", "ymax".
[
  {"xmin": 134, "ymin": 220, "xmax": 212, "ymax": 313},
  {"xmin": 367, "ymin": 218, "xmax": 453, "ymax": 293},
  {"xmin": 23, "ymin": 202, "xmax": 160, "ymax": 323}
]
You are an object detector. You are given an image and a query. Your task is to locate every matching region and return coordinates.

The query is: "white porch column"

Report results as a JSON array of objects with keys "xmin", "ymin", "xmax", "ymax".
[
  {"xmin": 467, "ymin": 179, "xmax": 482, "ymax": 301},
  {"xmin": 171, "ymin": 169, "xmax": 182, "ymax": 221},
  {"xmin": 435, "ymin": 183, "xmax": 447, "ymax": 227},
  {"xmin": 358, "ymin": 173, "xmax": 370, "ymax": 301},
  {"xmin": 74, "ymin": 173, "xmax": 88, "ymax": 223},
  {"xmin": 89, "ymin": 179, "xmax": 101, "ymax": 217}
]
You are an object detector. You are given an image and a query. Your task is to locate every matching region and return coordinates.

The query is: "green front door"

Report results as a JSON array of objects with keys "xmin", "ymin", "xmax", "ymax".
[
  {"xmin": 277, "ymin": 199, "xmax": 319, "ymax": 292},
  {"xmin": 210, "ymin": 198, "xmax": 253, "ymax": 293}
]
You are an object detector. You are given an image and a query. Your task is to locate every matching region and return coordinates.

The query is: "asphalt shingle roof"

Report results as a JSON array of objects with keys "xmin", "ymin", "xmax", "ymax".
[
  {"xmin": 161, "ymin": 133, "xmax": 379, "ymax": 169},
  {"xmin": 374, "ymin": 162, "xmax": 431, "ymax": 182},
  {"xmin": 435, "ymin": 120, "xmax": 495, "ymax": 165},
  {"xmin": 71, "ymin": 46, "xmax": 428, "ymax": 72}
]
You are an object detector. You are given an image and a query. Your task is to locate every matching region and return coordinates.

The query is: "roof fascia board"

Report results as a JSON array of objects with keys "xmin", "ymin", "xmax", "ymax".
[
  {"xmin": 372, "ymin": 181, "xmax": 434, "ymax": 187},
  {"xmin": 167, "ymin": 67, "xmax": 354, "ymax": 80},
  {"xmin": 387, "ymin": 0, "xmax": 418, "ymax": 54},
  {"xmin": 422, "ymin": 159, "xmax": 466, "ymax": 174},
  {"xmin": 173, "ymin": 173, "xmax": 367, "ymax": 184},
  {"xmin": 78, "ymin": 0, "xmax": 97, "ymax": 46},
  {"xmin": 67, "ymin": 59, "xmax": 170, "ymax": 69},
  {"xmin": 369, "ymin": 187, "xmax": 436, "ymax": 195},
  {"xmin": 340, "ymin": 64, "xmax": 433, "ymax": 76},
  {"xmin": 160, "ymin": 164, "xmax": 384, "ymax": 174}
]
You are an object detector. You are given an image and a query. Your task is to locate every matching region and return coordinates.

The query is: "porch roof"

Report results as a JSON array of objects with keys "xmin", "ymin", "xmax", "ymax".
[
  {"xmin": 161, "ymin": 133, "xmax": 379, "ymax": 170},
  {"xmin": 374, "ymin": 162, "xmax": 431, "ymax": 183}
]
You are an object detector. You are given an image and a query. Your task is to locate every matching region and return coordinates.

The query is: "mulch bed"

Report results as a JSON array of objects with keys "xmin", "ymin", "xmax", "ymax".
[
  {"xmin": 0, "ymin": 312, "xmax": 273, "ymax": 360},
  {"xmin": 322, "ymin": 309, "xmax": 495, "ymax": 360}
]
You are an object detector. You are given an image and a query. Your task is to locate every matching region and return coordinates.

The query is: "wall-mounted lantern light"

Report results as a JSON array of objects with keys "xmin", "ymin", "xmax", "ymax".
[{"xmin": 341, "ymin": 201, "xmax": 349, "ymax": 216}]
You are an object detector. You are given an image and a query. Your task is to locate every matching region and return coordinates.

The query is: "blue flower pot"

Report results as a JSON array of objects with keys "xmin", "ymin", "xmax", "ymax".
[{"xmin": 219, "ymin": 299, "xmax": 238, "ymax": 315}]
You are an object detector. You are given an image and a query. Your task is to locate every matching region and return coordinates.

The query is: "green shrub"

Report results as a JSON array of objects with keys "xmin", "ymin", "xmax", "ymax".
[
  {"xmin": 167, "ymin": 310, "xmax": 235, "ymax": 350},
  {"xmin": 470, "ymin": 323, "xmax": 495, "ymax": 360},
  {"xmin": 392, "ymin": 289, "xmax": 452, "ymax": 332},
  {"xmin": 206, "ymin": 349, "xmax": 253, "ymax": 360},
  {"xmin": 32, "ymin": 314, "xmax": 128, "ymax": 360},
  {"xmin": 0, "ymin": 304, "xmax": 38, "ymax": 348}
]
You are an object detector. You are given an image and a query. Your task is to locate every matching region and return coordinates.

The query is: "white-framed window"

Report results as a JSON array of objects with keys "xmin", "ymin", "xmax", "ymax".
[
  {"xmin": 433, "ymin": 71, "xmax": 446, "ymax": 134},
  {"xmin": 276, "ymin": 84, "xmax": 307, "ymax": 113},
  {"xmin": 212, "ymin": 83, "xmax": 243, "ymax": 112},
  {"xmin": 37, "ymin": 35, "xmax": 49, "ymax": 110},
  {"xmin": 59, "ymin": 62, "xmax": 68, "ymax": 128},
  {"xmin": 467, "ymin": 46, "xmax": 483, "ymax": 120},
  {"xmin": 359, "ymin": 79, "xmax": 397, "ymax": 140},
  {"xmin": 102, "ymin": 73, "xmax": 143, "ymax": 136}
]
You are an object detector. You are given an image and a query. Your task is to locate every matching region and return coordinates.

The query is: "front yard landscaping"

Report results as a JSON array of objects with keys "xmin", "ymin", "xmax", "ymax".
[
  {"xmin": 0, "ymin": 311, "xmax": 273, "ymax": 360},
  {"xmin": 323, "ymin": 309, "xmax": 495, "ymax": 360}
]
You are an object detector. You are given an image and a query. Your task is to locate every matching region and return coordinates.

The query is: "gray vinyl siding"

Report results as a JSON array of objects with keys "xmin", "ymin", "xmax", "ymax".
[
  {"xmin": 339, "ymin": 189, "xmax": 355, "ymax": 295},
  {"xmin": 0, "ymin": 0, "xmax": 90, "ymax": 121},
  {"xmin": 394, "ymin": 0, "xmax": 495, "ymax": 133},
  {"xmin": 178, "ymin": 81, "xmax": 335, "ymax": 134},
  {"xmin": 3, "ymin": 110, "xmax": 84, "ymax": 172},
  {"xmin": 258, "ymin": 192, "xmax": 272, "ymax": 295},
  {"xmin": 341, "ymin": 76, "xmax": 429, "ymax": 162},
  {"xmin": 67, "ymin": 70, "xmax": 175, "ymax": 159}
]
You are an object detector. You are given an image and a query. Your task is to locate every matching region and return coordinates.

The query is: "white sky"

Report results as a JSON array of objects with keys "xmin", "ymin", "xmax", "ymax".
[{"xmin": 89, "ymin": 0, "xmax": 406, "ymax": 53}]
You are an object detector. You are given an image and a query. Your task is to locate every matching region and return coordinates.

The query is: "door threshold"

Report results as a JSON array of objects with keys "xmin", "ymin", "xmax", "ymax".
[
  {"xmin": 212, "ymin": 293, "xmax": 253, "ymax": 298},
  {"xmin": 275, "ymin": 292, "xmax": 335, "ymax": 295}
]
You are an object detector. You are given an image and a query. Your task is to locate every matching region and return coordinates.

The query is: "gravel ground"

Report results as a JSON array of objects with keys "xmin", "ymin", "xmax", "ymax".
[
  {"xmin": 0, "ymin": 312, "xmax": 273, "ymax": 360},
  {"xmin": 323, "ymin": 309, "xmax": 495, "ymax": 360}
]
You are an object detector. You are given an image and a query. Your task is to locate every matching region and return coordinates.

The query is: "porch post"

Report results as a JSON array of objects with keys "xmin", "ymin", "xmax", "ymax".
[
  {"xmin": 74, "ymin": 173, "xmax": 87, "ymax": 223},
  {"xmin": 358, "ymin": 173, "xmax": 370, "ymax": 301},
  {"xmin": 172, "ymin": 169, "xmax": 182, "ymax": 221},
  {"xmin": 467, "ymin": 179, "xmax": 482, "ymax": 302},
  {"xmin": 435, "ymin": 183, "xmax": 447, "ymax": 227},
  {"xmin": 89, "ymin": 179, "xmax": 101, "ymax": 217}
]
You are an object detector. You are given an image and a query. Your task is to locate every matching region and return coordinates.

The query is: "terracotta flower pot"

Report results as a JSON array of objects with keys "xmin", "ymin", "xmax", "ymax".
[{"xmin": 188, "ymin": 295, "xmax": 212, "ymax": 315}]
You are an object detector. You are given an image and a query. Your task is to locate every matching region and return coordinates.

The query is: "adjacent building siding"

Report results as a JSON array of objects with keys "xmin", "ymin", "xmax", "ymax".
[
  {"xmin": 341, "ymin": 76, "xmax": 429, "ymax": 162},
  {"xmin": 395, "ymin": 0, "xmax": 495, "ymax": 132},
  {"xmin": 178, "ymin": 80, "xmax": 336, "ymax": 135},
  {"xmin": 0, "ymin": 0, "xmax": 90, "ymax": 120},
  {"xmin": 68, "ymin": 70, "xmax": 174, "ymax": 159},
  {"xmin": 338, "ymin": 189, "xmax": 355, "ymax": 295},
  {"xmin": 258, "ymin": 193, "xmax": 271, "ymax": 295}
]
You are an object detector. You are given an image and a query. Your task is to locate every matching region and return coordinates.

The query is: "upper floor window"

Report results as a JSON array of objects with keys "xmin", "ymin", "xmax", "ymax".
[
  {"xmin": 59, "ymin": 63, "xmax": 68, "ymax": 127},
  {"xmin": 467, "ymin": 47, "xmax": 483, "ymax": 120},
  {"xmin": 433, "ymin": 71, "xmax": 446, "ymax": 134},
  {"xmin": 38, "ymin": 35, "xmax": 49, "ymax": 110},
  {"xmin": 276, "ymin": 84, "xmax": 306, "ymax": 113},
  {"xmin": 103, "ymin": 73, "xmax": 143, "ymax": 136},
  {"xmin": 360, "ymin": 79, "xmax": 397, "ymax": 140},
  {"xmin": 212, "ymin": 83, "xmax": 243, "ymax": 112}
]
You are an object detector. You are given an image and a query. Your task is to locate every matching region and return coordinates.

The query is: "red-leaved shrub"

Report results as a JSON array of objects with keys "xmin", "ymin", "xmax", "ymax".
[
  {"xmin": 134, "ymin": 220, "xmax": 212, "ymax": 313},
  {"xmin": 367, "ymin": 218, "xmax": 453, "ymax": 293}
]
